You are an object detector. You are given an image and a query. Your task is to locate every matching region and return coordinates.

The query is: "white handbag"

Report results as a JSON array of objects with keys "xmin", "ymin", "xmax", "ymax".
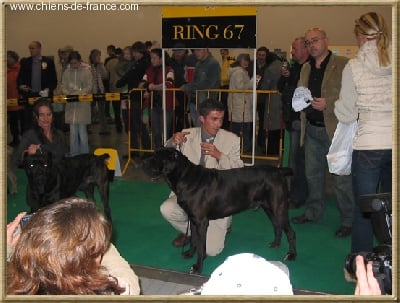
[{"xmin": 326, "ymin": 121, "xmax": 358, "ymax": 175}]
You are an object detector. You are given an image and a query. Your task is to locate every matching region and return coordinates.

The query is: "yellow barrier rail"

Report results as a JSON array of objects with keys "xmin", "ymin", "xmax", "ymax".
[
  {"xmin": 7, "ymin": 88, "xmax": 284, "ymax": 173},
  {"xmin": 121, "ymin": 88, "xmax": 284, "ymax": 174}
]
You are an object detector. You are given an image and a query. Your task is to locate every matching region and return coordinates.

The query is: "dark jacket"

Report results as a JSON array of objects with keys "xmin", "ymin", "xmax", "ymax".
[
  {"xmin": 15, "ymin": 127, "xmax": 68, "ymax": 168},
  {"xmin": 17, "ymin": 56, "xmax": 57, "ymax": 97},
  {"xmin": 116, "ymin": 54, "xmax": 150, "ymax": 102},
  {"xmin": 277, "ymin": 59, "xmax": 309, "ymax": 130}
]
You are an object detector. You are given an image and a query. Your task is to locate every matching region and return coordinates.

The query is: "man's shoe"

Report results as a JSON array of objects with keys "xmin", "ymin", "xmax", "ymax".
[
  {"xmin": 335, "ymin": 226, "xmax": 352, "ymax": 238},
  {"xmin": 291, "ymin": 214, "xmax": 311, "ymax": 224},
  {"xmin": 172, "ymin": 233, "xmax": 191, "ymax": 247}
]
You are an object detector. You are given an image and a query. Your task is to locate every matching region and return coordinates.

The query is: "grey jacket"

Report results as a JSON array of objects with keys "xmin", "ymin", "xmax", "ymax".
[{"xmin": 183, "ymin": 54, "xmax": 221, "ymax": 104}]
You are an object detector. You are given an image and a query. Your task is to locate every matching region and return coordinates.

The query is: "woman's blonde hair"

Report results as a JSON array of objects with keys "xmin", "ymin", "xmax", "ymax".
[
  {"xmin": 7, "ymin": 198, "xmax": 124, "ymax": 295},
  {"xmin": 354, "ymin": 12, "xmax": 391, "ymax": 66}
]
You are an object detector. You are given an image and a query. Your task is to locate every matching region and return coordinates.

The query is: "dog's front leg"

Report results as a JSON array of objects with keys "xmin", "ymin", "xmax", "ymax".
[{"xmin": 189, "ymin": 219, "xmax": 208, "ymax": 274}]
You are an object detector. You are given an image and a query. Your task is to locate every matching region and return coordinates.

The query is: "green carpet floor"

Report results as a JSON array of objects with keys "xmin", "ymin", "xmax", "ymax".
[{"xmin": 7, "ymin": 169, "xmax": 355, "ymax": 295}]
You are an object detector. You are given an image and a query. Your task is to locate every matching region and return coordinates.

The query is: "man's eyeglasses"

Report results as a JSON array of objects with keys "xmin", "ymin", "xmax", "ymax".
[{"xmin": 304, "ymin": 36, "xmax": 325, "ymax": 47}]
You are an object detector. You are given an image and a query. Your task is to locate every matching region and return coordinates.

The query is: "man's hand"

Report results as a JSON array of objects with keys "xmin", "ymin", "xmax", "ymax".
[
  {"xmin": 354, "ymin": 255, "xmax": 382, "ymax": 295},
  {"xmin": 281, "ymin": 67, "xmax": 290, "ymax": 78},
  {"xmin": 311, "ymin": 97, "xmax": 326, "ymax": 111},
  {"xmin": 172, "ymin": 131, "xmax": 190, "ymax": 146},
  {"xmin": 200, "ymin": 141, "xmax": 222, "ymax": 160}
]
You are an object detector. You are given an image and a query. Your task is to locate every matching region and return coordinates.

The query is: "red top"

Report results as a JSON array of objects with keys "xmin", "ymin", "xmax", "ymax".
[
  {"xmin": 7, "ymin": 62, "xmax": 24, "ymax": 111},
  {"xmin": 142, "ymin": 65, "xmax": 177, "ymax": 109}
]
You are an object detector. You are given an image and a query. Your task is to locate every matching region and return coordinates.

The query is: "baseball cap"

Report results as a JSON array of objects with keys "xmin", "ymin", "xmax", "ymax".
[{"xmin": 201, "ymin": 253, "xmax": 293, "ymax": 295}]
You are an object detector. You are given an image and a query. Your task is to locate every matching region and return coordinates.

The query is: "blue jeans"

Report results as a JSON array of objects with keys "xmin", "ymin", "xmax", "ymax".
[
  {"xmin": 304, "ymin": 123, "xmax": 354, "ymax": 226},
  {"xmin": 351, "ymin": 149, "xmax": 392, "ymax": 253},
  {"xmin": 189, "ymin": 102, "xmax": 201, "ymax": 127},
  {"xmin": 288, "ymin": 120, "xmax": 307, "ymax": 202},
  {"xmin": 70, "ymin": 124, "xmax": 89, "ymax": 156}
]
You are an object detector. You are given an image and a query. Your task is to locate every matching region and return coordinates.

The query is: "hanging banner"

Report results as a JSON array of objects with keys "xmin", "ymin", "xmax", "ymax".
[{"xmin": 162, "ymin": 6, "xmax": 256, "ymax": 49}]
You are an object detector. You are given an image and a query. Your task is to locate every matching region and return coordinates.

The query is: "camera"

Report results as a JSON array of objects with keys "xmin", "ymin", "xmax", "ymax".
[
  {"xmin": 344, "ymin": 193, "xmax": 392, "ymax": 294},
  {"xmin": 20, "ymin": 213, "xmax": 34, "ymax": 228},
  {"xmin": 345, "ymin": 245, "xmax": 391, "ymax": 294},
  {"xmin": 12, "ymin": 213, "xmax": 34, "ymax": 238}
]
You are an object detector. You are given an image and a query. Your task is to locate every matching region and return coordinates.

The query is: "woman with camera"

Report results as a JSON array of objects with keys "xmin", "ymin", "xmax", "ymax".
[{"xmin": 6, "ymin": 198, "xmax": 140, "ymax": 295}]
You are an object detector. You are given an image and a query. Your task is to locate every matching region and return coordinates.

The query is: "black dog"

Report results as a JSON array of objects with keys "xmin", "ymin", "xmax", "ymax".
[
  {"xmin": 143, "ymin": 148, "xmax": 297, "ymax": 274},
  {"xmin": 22, "ymin": 151, "xmax": 112, "ymax": 222}
]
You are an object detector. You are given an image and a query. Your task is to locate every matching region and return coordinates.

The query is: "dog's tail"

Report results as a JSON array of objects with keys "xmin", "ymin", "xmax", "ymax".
[{"xmin": 279, "ymin": 167, "xmax": 293, "ymax": 177}]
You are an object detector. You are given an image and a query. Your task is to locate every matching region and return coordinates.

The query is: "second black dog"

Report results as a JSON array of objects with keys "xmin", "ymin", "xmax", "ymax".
[
  {"xmin": 22, "ymin": 151, "xmax": 112, "ymax": 222},
  {"xmin": 143, "ymin": 148, "xmax": 297, "ymax": 274}
]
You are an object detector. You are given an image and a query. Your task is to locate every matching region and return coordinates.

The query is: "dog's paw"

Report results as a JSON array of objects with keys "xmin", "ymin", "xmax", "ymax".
[
  {"xmin": 189, "ymin": 265, "xmax": 200, "ymax": 275},
  {"xmin": 283, "ymin": 252, "xmax": 297, "ymax": 261}
]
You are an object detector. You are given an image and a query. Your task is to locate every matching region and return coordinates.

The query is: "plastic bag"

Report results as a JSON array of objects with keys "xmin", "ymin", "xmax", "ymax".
[
  {"xmin": 326, "ymin": 121, "xmax": 358, "ymax": 175},
  {"xmin": 292, "ymin": 86, "xmax": 313, "ymax": 112}
]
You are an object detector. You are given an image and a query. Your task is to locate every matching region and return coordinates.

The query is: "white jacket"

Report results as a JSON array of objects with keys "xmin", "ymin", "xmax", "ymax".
[
  {"xmin": 227, "ymin": 66, "xmax": 254, "ymax": 123},
  {"xmin": 334, "ymin": 40, "xmax": 392, "ymax": 150},
  {"xmin": 61, "ymin": 63, "xmax": 93, "ymax": 125}
]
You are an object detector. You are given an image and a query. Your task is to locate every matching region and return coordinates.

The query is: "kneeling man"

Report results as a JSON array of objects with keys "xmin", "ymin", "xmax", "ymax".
[{"xmin": 160, "ymin": 98, "xmax": 244, "ymax": 256}]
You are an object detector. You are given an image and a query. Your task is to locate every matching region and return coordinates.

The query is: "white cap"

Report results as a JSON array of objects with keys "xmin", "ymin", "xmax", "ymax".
[
  {"xmin": 292, "ymin": 86, "xmax": 313, "ymax": 112},
  {"xmin": 201, "ymin": 253, "xmax": 293, "ymax": 295}
]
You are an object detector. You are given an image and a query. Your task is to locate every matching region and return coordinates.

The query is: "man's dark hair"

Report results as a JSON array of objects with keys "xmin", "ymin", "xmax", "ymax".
[
  {"xmin": 107, "ymin": 45, "xmax": 116, "ymax": 51},
  {"xmin": 257, "ymin": 46, "xmax": 269, "ymax": 53},
  {"xmin": 198, "ymin": 99, "xmax": 225, "ymax": 117},
  {"xmin": 68, "ymin": 51, "xmax": 82, "ymax": 62},
  {"xmin": 131, "ymin": 41, "xmax": 147, "ymax": 55}
]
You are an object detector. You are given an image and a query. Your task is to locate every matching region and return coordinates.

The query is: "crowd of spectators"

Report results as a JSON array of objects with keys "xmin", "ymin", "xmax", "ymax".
[{"xmin": 7, "ymin": 40, "xmax": 285, "ymax": 157}]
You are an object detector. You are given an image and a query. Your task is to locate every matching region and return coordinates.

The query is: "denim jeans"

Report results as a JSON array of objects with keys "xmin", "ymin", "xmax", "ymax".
[
  {"xmin": 304, "ymin": 123, "xmax": 354, "ymax": 226},
  {"xmin": 288, "ymin": 120, "xmax": 307, "ymax": 202},
  {"xmin": 69, "ymin": 124, "xmax": 89, "ymax": 156},
  {"xmin": 351, "ymin": 149, "xmax": 392, "ymax": 253},
  {"xmin": 189, "ymin": 102, "xmax": 201, "ymax": 127}
]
